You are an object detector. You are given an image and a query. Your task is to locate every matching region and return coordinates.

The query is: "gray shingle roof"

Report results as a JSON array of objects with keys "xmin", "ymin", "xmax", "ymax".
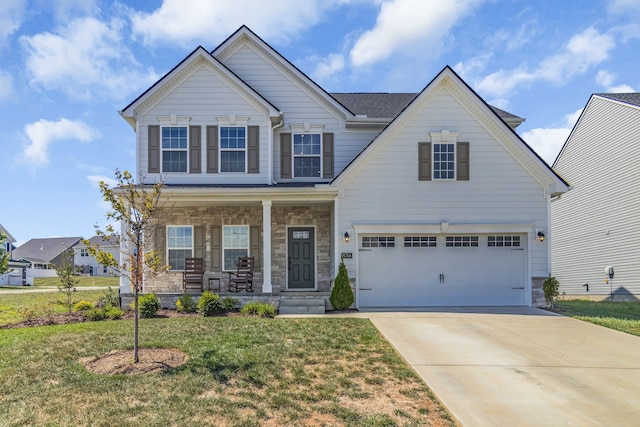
[
  {"xmin": 595, "ymin": 93, "xmax": 640, "ymax": 107},
  {"xmin": 74, "ymin": 235, "xmax": 119, "ymax": 247},
  {"xmin": 330, "ymin": 92, "xmax": 523, "ymax": 122},
  {"xmin": 12, "ymin": 237, "xmax": 82, "ymax": 264}
]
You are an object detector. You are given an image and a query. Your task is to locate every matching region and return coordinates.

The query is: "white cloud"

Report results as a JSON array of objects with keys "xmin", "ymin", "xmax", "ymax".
[
  {"xmin": 608, "ymin": 0, "xmax": 640, "ymax": 15},
  {"xmin": 350, "ymin": 0, "xmax": 482, "ymax": 67},
  {"xmin": 475, "ymin": 27, "xmax": 615, "ymax": 98},
  {"xmin": 87, "ymin": 175, "xmax": 118, "ymax": 188},
  {"xmin": 21, "ymin": 17, "xmax": 159, "ymax": 100},
  {"xmin": 0, "ymin": 0, "xmax": 26, "ymax": 44},
  {"xmin": 53, "ymin": 0, "xmax": 99, "ymax": 22},
  {"xmin": 130, "ymin": 0, "xmax": 330, "ymax": 47},
  {"xmin": 520, "ymin": 108, "xmax": 583, "ymax": 165},
  {"xmin": 0, "ymin": 71, "xmax": 13, "ymax": 99},
  {"xmin": 311, "ymin": 53, "xmax": 346, "ymax": 83},
  {"xmin": 595, "ymin": 70, "xmax": 635, "ymax": 92},
  {"xmin": 23, "ymin": 119, "xmax": 100, "ymax": 166}
]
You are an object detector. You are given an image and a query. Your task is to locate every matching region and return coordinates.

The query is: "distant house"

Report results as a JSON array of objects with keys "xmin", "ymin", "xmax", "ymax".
[
  {"xmin": 118, "ymin": 26, "xmax": 568, "ymax": 308},
  {"xmin": 552, "ymin": 93, "xmax": 640, "ymax": 301},
  {"xmin": 0, "ymin": 224, "xmax": 16, "ymax": 259},
  {"xmin": 11, "ymin": 237, "xmax": 82, "ymax": 271},
  {"xmin": 74, "ymin": 236, "xmax": 119, "ymax": 276}
]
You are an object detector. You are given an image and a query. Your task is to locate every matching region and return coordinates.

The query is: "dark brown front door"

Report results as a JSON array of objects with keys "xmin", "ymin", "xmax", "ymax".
[{"xmin": 288, "ymin": 227, "xmax": 315, "ymax": 289}]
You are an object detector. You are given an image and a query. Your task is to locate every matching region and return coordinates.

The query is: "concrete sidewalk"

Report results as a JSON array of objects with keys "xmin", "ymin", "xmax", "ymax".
[{"xmin": 364, "ymin": 307, "xmax": 640, "ymax": 426}]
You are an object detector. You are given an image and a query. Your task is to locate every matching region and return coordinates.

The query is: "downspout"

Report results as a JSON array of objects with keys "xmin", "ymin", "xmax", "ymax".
[{"xmin": 270, "ymin": 115, "xmax": 284, "ymax": 185}]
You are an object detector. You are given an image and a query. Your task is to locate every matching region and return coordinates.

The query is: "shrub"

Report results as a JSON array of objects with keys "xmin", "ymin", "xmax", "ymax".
[
  {"xmin": 84, "ymin": 308, "xmax": 106, "ymax": 321},
  {"xmin": 17, "ymin": 305, "xmax": 42, "ymax": 321},
  {"xmin": 73, "ymin": 300, "xmax": 94, "ymax": 312},
  {"xmin": 104, "ymin": 306, "xmax": 124, "ymax": 320},
  {"xmin": 329, "ymin": 260, "xmax": 354, "ymax": 310},
  {"xmin": 97, "ymin": 287, "xmax": 119, "ymax": 308},
  {"xmin": 137, "ymin": 293, "xmax": 161, "ymax": 318},
  {"xmin": 543, "ymin": 276, "xmax": 560, "ymax": 308},
  {"xmin": 176, "ymin": 293, "xmax": 197, "ymax": 313},
  {"xmin": 197, "ymin": 291, "xmax": 223, "ymax": 316},
  {"xmin": 240, "ymin": 301, "xmax": 277, "ymax": 318},
  {"xmin": 222, "ymin": 297, "xmax": 239, "ymax": 312}
]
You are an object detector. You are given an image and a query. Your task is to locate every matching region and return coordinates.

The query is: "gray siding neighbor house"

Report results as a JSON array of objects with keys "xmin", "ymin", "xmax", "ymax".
[
  {"xmin": 552, "ymin": 93, "xmax": 640, "ymax": 301},
  {"xmin": 119, "ymin": 26, "xmax": 568, "ymax": 309}
]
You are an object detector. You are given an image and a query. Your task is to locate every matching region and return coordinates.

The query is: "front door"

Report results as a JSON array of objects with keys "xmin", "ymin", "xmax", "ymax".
[{"xmin": 288, "ymin": 227, "xmax": 315, "ymax": 289}]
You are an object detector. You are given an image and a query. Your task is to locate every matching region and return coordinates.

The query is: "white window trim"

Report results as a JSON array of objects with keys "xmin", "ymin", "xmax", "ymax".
[
  {"xmin": 166, "ymin": 225, "xmax": 194, "ymax": 271},
  {"xmin": 219, "ymin": 125, "xmax": 248, "ymax": 173},
  {"xmin": 222, "ymin": 225, "xmax": 250, "ymax": 272},
  {"xmin": 290, "ymin": 124, "xmax": 324, "ymax": 179},
  {"xmin": 430, "ymin": 130, "xmax": 459, "ymax": 181},
  {"xmin": 158, "ymin": 116, "xmax": 191, "ymax": 174}
]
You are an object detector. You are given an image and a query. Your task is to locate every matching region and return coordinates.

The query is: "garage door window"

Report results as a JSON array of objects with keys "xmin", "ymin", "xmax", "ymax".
[
  {"xmin": 362, "ymin": 236, "xmax": 395, "ymax": 248},
  {"xmin": 446, "ymin": 236, "xmax": 478, "ymax": 247},
  {"xmin": 488, "ymin": 236, "xmax": 520, "ymax": 247},
  {"xmin": 404, "ymin": 236, "xmax": 437, "ymax": 247}
]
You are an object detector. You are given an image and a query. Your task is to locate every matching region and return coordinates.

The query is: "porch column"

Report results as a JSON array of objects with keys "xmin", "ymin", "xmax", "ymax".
[{"xmin": 262, "ymin": 200, "xmax": 272, "ymax": 293}]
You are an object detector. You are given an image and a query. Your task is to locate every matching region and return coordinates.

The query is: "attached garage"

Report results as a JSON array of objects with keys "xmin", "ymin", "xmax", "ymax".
[{"xmin": 358, "ymin": 233, "xmax": 527, "ymax": 307}]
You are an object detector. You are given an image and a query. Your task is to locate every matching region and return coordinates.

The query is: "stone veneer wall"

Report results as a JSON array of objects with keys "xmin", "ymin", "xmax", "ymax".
[
  {"xmin": 141, "ymin": 203, "xmax": 333, "ymax": 294},
  {"xmin": 532, "ymin": 276, "xmax": 546, "ymax": 307}
]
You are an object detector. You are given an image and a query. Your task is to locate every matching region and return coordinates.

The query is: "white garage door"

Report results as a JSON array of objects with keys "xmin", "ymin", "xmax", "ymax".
[{"xmin": 358, "ymin": 234, "xmax": 526, "ymax": 307}]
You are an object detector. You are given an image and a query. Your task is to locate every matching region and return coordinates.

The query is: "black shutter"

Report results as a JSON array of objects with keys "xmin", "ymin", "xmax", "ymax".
[
  {"xmin": 194, "ymin": 226, "xmax": 205, "ymax": 259},
  {"xmin": 206, "ymin": 126, "xmax": 218, "ymax": 173},
  {"xmin": 189, "ymin": 126, "xmax": 201, "ymax": 173},
  {"xmin": 210, "ymin": 225, "xmax": 221, "ymax": 270},
  {"xmin": 322, "ymin": 133, "xmax": 334, "ymax": 178},
  {"xmin": 280, "ymin": 133, "xmax": 292, "ymax": 178},
  {"xmin": 457, "ymin": 142, "xmax": 469, "ymax": 181},
  {"xmin": 154, "ymin": 224, "xmax": 166, "ymax": 266},
  {"xmin": 148, "ymin": 125, "xmax": 160, "ymax": 173},
  {"xmin": 250, "ymin": 225, "xmax": 261, "ymax": 270},
  {"xmin": 418, "ymin": 142, "xmax": 431, "ymax": 181},
  {"xmin": 248, "ymin": 126, "xmax": 259, "ymax": 173}
]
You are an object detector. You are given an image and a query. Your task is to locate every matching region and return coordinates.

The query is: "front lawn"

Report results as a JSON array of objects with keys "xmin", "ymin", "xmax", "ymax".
[
  {"xmin": 555, "ymin": 300, "xmax": 640, "ymax": 337},
  {"xmin": 33, "ymin": 276, "xmax": 119, "ymax": 287},
  {"xmin": 0, "ymin": 317, "xmax": 454, "ymax": 426}
]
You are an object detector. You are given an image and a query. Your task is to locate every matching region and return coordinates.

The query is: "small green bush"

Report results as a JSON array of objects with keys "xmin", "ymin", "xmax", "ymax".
[
  {"xmin": 84, "ymin": 308, "xmax": 106, "ymax": 321},
  {"xmin": 73, "ymin": 300, "xmax": 94, "ymax": 311},
  {"xmin": 176, "ymin": 293, "xmax": 197, "ymax": 313},
  {"xmin": 17, "ymin": 305, "xmax": 42, "ymax": 321},
  {"xmin": 197, "ymin": 291, "xmax": 223, "ymax": 316},
  {"xmin": 330, "ymin": 260, "xmax": 354, "ymax": 310},
  {"xmin": 240, "ymin": 301, "xmax": 277, "ymax": 318},
  {"xmin": 137, "ymin": 293, "xmax": 161, "ymax": 318},
  {"xmin": 104, "ymin": 306, "xmax": 124, "ymax": 320},
  {"xmin": 222, "ymin": 297, "xmax": 239, "ymax": 312},
  {"xmin": 543, "ymin": 275, "xmax": 560, "ymax": 308},
  {"xmin": 97, "ymin": 286, "xmax": 119, "ymax": 308}
]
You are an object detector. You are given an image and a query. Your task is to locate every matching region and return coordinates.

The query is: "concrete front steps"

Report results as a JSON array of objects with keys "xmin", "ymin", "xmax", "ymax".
[{"xmin": 278, "ymin": 297, "xmax": 326, "ymax": 315}]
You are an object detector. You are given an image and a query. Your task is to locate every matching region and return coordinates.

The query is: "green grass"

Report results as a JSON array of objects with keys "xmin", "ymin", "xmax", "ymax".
[
  {"xmin": 0, "ymin": 290, "xmax": 106, "ymax": 325},
  {"xmin": 0, "ymin": 317, "xmax": 454, "ymax": 426},
  {"xmin": 32, "ymin": 276, "xmax": 119, "ymax": 288},
  {"xmin": 555, "ymin": 300, "xmax": 640, "ymax": 337}
]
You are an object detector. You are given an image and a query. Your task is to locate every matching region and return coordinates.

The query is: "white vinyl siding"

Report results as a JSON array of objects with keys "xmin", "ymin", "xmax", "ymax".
[{"xmin": 552, "ymin": 96, "xmax": 640, "ymax": 297}]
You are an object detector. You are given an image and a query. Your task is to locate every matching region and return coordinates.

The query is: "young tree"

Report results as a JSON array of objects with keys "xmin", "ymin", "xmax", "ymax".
[
  {"xmin": 55, "ymin": 248, "xmax": 79, "ymax": 313},
  {"xmin": 330, "ymin": 260, "xmax": 355, "ymax": 310},
  {"xmin": 0, "ymin": 231, "xmax": 9, "ymax": 275},
  {"xmin": 85, "ymin": 169, "xmax": 167, "ymax": 363}
]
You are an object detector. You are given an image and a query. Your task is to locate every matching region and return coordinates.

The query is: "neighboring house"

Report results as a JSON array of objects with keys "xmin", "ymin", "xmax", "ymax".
[
  {"xmin": 552, "ymin": 93, "xmax": 640, "ymax": 301},
  {"xmin": 73, "ymin": 236, "xmax": 119, "ymax": 277},
  {"xmin": 0, "ymin": 224, "xmax": 16, "ymax": 260},
  {"xmin": 11, "ymin": 237, "xmax": 82, "ymax": 272},
  {"xmin": 119, "ymin": 26, "xmax": 568, "ymax": 307}
]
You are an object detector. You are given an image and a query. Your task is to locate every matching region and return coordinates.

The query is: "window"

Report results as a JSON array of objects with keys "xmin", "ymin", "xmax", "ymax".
[
  {"xmin": 80, "ymin": 248, "xmax": 89, "ymax": 257},
  {"xmin": 362, "ymin": 236, "xmax": 395, "ymax": 248},
  {"xmin": 167, "ymin": 226, "xmax": 193, "ymax": 270},
  {"xmin": 433, "ymin": 143, "xmax": 455, "ymax": 180},
  {"xmin": 293, "ymin": 133, "xmax": 321, "ymax": 177},
  {"xmin": 488, "ymin": 236, "xmax": 521, "ymax": 247},
  {"xmin": 223, "ymin": 226, "xmax": 249, "ymax": 270},
  {"xmin": 220, "ymin": 126, "xmax": 246, "ymax": 172},
  {"xmin": 162, "ymin": 127, "xmax": 188, "ymax": 172},
  {"xmin": 446, "ymin": 236, "xmax": 478, "ymax": 247},
  {"xmin": 404, "ymin": 236, "xmax": 437, "ymax": 247}
]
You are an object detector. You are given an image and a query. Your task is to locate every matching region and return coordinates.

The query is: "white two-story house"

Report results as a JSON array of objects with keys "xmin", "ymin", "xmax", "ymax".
[{"xmin": 119, "ymin": 26, "xmax": 568, "ymax": 308}]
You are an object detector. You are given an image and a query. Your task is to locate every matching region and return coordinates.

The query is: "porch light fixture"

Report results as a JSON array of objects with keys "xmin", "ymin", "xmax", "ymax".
[
  {"xmin": 344, "ymin": 232, "xmax": 350, "ymax": 243},
  {"xmin": 537, "ymin": 231, "xmax": 545, "ymax": 242}
]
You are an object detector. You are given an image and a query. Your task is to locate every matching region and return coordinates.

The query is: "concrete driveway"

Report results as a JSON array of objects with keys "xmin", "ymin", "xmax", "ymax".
[{"xmin": 363, "ymin": 307, "xmax": 640, "ymax": 426}]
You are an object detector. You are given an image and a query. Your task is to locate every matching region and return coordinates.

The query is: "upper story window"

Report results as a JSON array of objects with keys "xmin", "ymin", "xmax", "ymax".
[
  {"xmin": 293, "ymin": 133, "xmax": 321, "ymax": 177},
  {"xmin": 433, "ymin": 143, "xmax": 455, "ymax": 180},
  {"xmin": 80, "ymin": 248, "xmax": 89, "ymax": 257},
  {"xmin": 220, "ymin": 126, "xmax": 246, "ymax": 172},
  {"xmin": 162, "ymin": 126, "xmax": 188, "ymax": 172}
]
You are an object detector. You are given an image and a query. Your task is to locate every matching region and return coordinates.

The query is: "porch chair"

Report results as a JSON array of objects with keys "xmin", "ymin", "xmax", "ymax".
[
  {"xmin": 183, "ymin": 257, "xmax": 204, "ymax": 292},
  {"xmin": 228, "ymin": 256, "xmax": 255, "ymax": 292}
]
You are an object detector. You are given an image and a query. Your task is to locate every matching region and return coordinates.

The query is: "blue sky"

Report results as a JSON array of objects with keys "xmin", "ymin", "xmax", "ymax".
[{"xmin": 2, "ymin": 0, "xmax": 639, "ymax": 246}]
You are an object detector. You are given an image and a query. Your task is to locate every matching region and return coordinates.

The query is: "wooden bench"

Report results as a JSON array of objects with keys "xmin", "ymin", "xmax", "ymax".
[
  {"xmin": 228, "ymin": 256, "xmax": 255, "ymax": 292},
  {"xmin": 183, "ymin": 257, "xmax": 204, "ymax": 292}
]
